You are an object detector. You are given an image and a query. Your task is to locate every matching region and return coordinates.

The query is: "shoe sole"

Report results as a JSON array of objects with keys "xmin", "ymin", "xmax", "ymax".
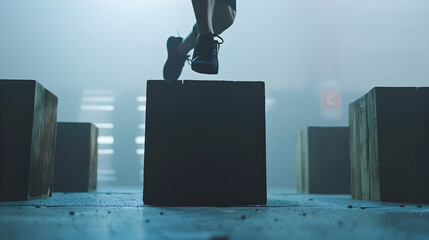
[
  {"xmin": 191, "ymin": 61, "xmax": 218, "ymax": 74},
  {"xmin": 163, "ymin": 37, "xmax": 184, "ymax": 80},
  {"xmin": 167, "ymin": 37, "xmax": 180, "ymax": 55}
]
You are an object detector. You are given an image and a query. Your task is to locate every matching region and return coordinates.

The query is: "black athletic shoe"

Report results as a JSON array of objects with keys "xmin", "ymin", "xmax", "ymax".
[
  {"xmin": 191, "ymin": 33, "xmax": 224, "ymax": 74},
  {"xmin": 163, "ymin": 36, "xmax": 189, "ymax": 80}
]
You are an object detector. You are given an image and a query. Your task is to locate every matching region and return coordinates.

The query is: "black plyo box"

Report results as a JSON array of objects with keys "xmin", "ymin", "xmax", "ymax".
[
  {"xmin": 54, "ymin": 122, "xmax": 98, "ymax": 192},
  {"xmin": 143, "ymin": 80, "xmax": 267, "ymax": 206},
  {"xmin": 296, "ymin": 127, "xmax": 351, "ymax": 194},
  {"xmin": 349, "ymin": 87, "xmax": 429, "ymax": 203},
  {"xmin": 0, "ymin": 80, "xmax": 58, "ymax": 201}
]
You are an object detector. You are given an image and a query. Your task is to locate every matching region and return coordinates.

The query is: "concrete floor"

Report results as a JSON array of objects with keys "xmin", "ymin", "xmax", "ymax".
[{"xmin": 1, "ymin": 187, "xmax": 429, "ymax": 240}]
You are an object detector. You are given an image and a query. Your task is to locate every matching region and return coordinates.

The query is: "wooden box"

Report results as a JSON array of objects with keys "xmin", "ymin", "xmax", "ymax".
[
  {"xmin": 143, "ymin": 80, "xmax": 266, "ymax": 206},
  {"xmin": 296, "ymin": 127, "xmax": 350, "ymax": 194},
  {"xmin": 0, "ymin": 80, "xmax": 58, "ymax": 201},
  {"xmin": 54, "ymin": 122, "xmax": 98, "ymax": 192},
  {"xmin": 349, "ymin": 87, "xmax": 429, "ymax": 202}
]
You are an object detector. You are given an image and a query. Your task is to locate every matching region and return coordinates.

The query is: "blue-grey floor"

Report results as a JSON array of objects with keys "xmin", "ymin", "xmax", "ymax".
[{"xmin": 1, "ymin": 187, "xmax": 428, "ymax": 240}]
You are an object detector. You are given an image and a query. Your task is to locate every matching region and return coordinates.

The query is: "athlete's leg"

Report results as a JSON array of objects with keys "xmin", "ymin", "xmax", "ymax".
[
  {"xmin": 191, "ymin": 0, "xmax": 236, "ymax": 74},
  {"xmin": 178, "ymin": 1, "xmax": 235, "ymax": 55},
  {"xmin": 164, "ymin": 0, "xmax": 236, "ymax": 78},
  {"xmin": 212, "ymin": 1, "xmax": 236, "ymax": 35},
  {"xmin": 191, "ymin": 0, "xmax": 216, "ymax": 36},
  {"xmin": 177, "ymin": 24, "xmax": 199, "ymax": 56}
]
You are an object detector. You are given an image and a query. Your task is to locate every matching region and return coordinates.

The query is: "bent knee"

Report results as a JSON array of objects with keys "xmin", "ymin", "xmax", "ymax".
[
  {"xmin": 213, "ymin": 8, "xmax": 236, "ymax": 35},
  {"xmin": 192, "ymin": 24, "xmax": 199, "ymax": 36},
  {"xmin": 213, "ymin": 15, "xmax": 235, "ymax": 35},
  {"xmin": 224, "ymin": 12, "xmax": 236, "ymax": 29}
]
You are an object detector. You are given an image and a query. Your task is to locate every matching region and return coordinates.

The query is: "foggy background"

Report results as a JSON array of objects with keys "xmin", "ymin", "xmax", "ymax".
[{"xmin": 1, "ymin": 0, "xmax": 428, "ymax": 188}]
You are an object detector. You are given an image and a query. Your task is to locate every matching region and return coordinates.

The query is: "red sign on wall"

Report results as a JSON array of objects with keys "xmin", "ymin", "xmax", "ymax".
[{"xmin": 322, "ymin": 91, "xmax": 341, "ymax": 109}]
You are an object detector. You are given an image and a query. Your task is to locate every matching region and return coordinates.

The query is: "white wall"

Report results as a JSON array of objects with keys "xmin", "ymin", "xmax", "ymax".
[{"xmin": 2, "ymin": 0, "xmax": 428, "ymax": 92}]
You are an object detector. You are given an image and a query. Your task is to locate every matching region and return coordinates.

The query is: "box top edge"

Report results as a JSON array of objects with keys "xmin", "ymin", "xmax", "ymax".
[
  {"xmin": 307, "ymin": 126, "xmax": 348, "ymax": 129},
  {"xmin": 58, "ymin": 122, "xmax": 95, "ymax": 126},
  {"xmin": 147, "ymin": 80, "xmax": 265, "ymax": 84},
  {"xmin": 0, "ymin": 79, "xmax": 37, "ymax": 82}
]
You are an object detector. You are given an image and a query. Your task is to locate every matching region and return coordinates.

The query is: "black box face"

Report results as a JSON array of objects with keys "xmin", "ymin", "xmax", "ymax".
[
  {"xmin": 375, "ymin": 87, "xmax": 429, "ymax": 203},
  {"xmin": 143, "ymin": 80, "xmax": 266, "ymax": 206},
  {"xmin": 307, "ymin": 127, "xmax": 350, "ymax": 194},
  {"xmin": 350, "ymin": 87, "xmax": 429, "ymax": 203},
  {"xmin": 54, "ymin": 123, "xmax": 98, "ymax": 192},
  {"xmin": 0, "ymin": 80, "xmax": 58, "ymax": 201}
]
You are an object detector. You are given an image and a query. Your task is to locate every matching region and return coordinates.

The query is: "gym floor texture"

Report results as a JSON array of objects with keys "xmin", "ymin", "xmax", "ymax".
[{"xmin": 1, "ymin": 187, "xmax": 428, "ymax": 240}]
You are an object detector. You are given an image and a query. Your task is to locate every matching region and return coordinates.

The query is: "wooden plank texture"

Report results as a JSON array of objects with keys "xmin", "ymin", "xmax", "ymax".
[{"xmin": 295, "ymin": 130, "xmax": 303, "ymax": 193}]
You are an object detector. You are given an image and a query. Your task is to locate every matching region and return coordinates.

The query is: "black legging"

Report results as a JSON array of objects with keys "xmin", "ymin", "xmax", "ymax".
[{"xmin": 217, "ymin": 0, "xmax": 236, "ymax": 11}]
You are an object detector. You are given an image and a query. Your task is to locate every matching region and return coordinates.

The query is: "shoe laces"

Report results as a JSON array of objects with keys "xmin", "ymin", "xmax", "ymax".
[
  {"xmin": 213, "ymin": 34, "xmax": 224, "ymax": 44},
  {"xmin": 189, "ymin": 34, "xmax": 225, "ymax": 63},
  {"xmin": 213, "ymin": 34, "xmax": 224, "ymax": 52},
  {"xmin": 196, "ymin": 34, "xmax": 224, "ymax": 57},
  {"xmin": 186, "ymin": 55, "xmax": 192, "ymax": 66}
]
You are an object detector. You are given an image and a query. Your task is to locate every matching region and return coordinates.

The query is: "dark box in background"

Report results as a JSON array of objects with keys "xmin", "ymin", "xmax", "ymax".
[
  {"xmin": 0, "ymin": 80, "xmax": 58, "ymax": 201},
  {"xmin": 296, "ymin": 127, "xmax": 350, "ymax": 194},
  {"xmin": 54, "ymin": 122, "xmax": 98, "ymax": 192},
  {"xmin": 143, "ymin": 80, "xmax": 266, "ymax": 206},
  {"xmin": 349, "ymin": 87, "xmax": 429, "ymax": 203}
]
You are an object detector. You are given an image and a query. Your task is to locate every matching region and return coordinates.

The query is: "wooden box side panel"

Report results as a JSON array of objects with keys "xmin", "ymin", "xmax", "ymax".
[
  {"xmin": 349, "ymin": 89, "xmax": 381, "ymax": 201},
  {"xmin": 301, "ymin": 128, "xmax": 309, "ymax": 194},
  {"xmin": 295, "ymin": 129, "xmax": 308, "ymax": 193},
  {"xmin": 349, "ymin": 90, "xmax": 380, "ymax": 201},
  {"xmin": 367, "ymin": 90, "xmax": 380, "ymax": 201},
  {"xmin": 88, "ymin": 124, "xmax": 98, "ymax": 191},
  {"xmin": 349, "ymin": 98, "xmax": 363, "ymax": 200},
  {"xmin": 28, "ymin": 83, "xmax": 58, "ymax": 200},
  {"xmin": 358, "ymin": 95, "xmax": 371, "ymax": 201},
  {"xmin": 295, "ymin": 130, "xmax": 303, "ymax": 193}
]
